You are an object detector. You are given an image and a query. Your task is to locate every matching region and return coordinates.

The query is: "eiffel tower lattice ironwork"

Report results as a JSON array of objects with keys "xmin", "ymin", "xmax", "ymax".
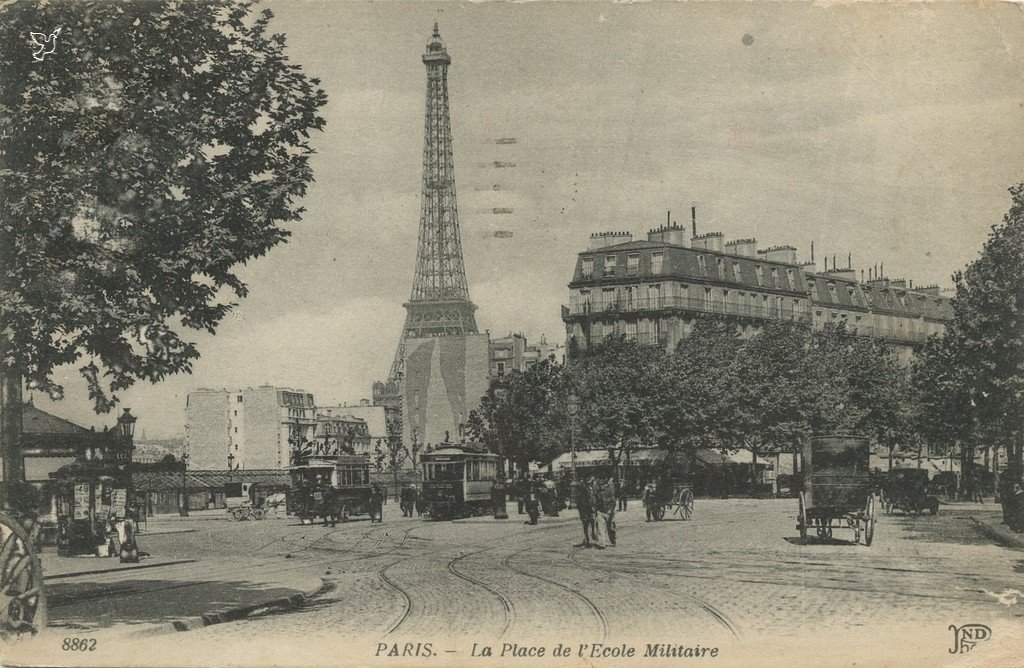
[{"xmin": 382, "ymin": 23, "xmax": 478, "ymax": 392}]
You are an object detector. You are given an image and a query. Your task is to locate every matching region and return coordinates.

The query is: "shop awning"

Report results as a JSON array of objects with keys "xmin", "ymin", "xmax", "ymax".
[{"xmin": 544, "ymin": 447, "xmax": 738, "ymax": 471}]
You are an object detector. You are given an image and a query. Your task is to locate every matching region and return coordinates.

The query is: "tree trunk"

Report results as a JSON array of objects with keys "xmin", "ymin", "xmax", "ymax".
[
  {"xmin": 750, "ymin": 450, "xmax": 758, "ymax": 499},
  {"xmin": 0, "ymin": 360, "xmax": 25, "ymax": 510}
]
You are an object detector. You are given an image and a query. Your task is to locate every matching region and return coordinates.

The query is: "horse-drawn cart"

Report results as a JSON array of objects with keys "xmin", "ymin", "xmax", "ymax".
[
  {"xmin": 648, "ymin": 483, "xmax": 694, "ymax": 521},
  {"xmin": 797, "ymin": 434, "xmax": 876, "ymax": 546}
]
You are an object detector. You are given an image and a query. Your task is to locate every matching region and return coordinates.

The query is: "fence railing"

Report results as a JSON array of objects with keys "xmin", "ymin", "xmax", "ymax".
[{"xmin": 564, "ymin": 296, "xmax": 935, "ymax": 345}]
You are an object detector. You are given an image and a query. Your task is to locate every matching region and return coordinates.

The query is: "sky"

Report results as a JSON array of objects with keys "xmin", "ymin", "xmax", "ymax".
[{"xmin": 34, "ymin": 1, "xmax": 1024, "ymax": 439}]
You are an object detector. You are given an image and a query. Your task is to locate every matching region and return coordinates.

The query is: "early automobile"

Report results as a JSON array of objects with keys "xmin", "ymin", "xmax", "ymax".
[
  {"xmin": 421, "ymin": 443, "xmax": 500, "ymax": 520},
  {"xmin": 286, "ymin": 454, "xmax": 372, "ymax": 525},
  {"xmin": 796, "ymin": 434, "xmax": 877, "ymax": 546},
  {"xmin": 883, "ymin": 468, "xmax": 940, "ymax": 516}
]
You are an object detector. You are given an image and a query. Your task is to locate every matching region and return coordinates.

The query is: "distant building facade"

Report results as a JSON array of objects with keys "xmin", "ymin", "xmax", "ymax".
[
  {"xmin": 185, "ymin": 386, "xmax": 316, "ymax": 470},
  {"xmin": 490, "ymin": 333, "xmax": 564, "ymax": 378},
  {"xmin": 318, "ymin": 402, "xmax": 387, "ymax": 449},
  {"xmin": 312, "ymin": 413, "xmax": 371, "ymax": 456},
  {"xmin": 562, "ymin": 224, "xmax": 953, "ymax": 360}
]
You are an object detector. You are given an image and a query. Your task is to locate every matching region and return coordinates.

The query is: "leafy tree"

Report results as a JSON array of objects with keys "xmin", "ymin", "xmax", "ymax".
[
  {"xmin": 0, "ymin": 1, "xmax": 327, "ymax": 491},
  {"xmin": 471, "ymin": 358, "xmax": 567, "ymax": 473},
  {"xmin": 940, "ymin": 184, "xmax": 1024, "ymax": 513},
  {"xmin": 288, "ymin": 436, "xmax": 312, "ymax": 467},
  {"xmin": 733, "ymin": 322, "xmax": 813, "ymax": 490},
  {"xmin": 657, "ymin": 319, "xmax": 743, "ymax": 465},
  {"xmin": 572, "ymin": 335, "xmax": 666, "ymax": 475}
]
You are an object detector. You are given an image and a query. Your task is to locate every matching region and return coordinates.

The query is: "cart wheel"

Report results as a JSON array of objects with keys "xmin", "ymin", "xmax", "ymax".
[
  {"xmin": 864, "ymin": 495, "xmax": 876, "ymax": 547},
  {"xmin": 0, "ymin": 512, "xmax": 46, "ymax": 637},
  {"xmin": 680, "ymin": 490, "xmax": 694, "ymax": 520},
  {"xmin": 798, "ymin": 492, "xmax": 808, "ymax": 545}
]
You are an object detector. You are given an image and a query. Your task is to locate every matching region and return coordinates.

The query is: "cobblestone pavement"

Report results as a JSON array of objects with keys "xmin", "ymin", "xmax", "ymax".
[{"xmin": 21, "ymin": 500, "xmax": 1024, "ymax": 666}]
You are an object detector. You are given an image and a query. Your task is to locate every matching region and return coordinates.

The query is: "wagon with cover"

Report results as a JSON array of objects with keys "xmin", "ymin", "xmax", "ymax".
[{"xmin": 796, "ymin": 434, "xmax": 876, "ymax": 546}]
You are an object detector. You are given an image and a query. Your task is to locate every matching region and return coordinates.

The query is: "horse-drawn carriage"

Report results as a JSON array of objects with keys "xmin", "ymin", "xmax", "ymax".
[
  {"xmin": 882, "ymin": 468, "xmax": 939, "ymax": 516},
  {"xmin": 225, "ymin": 481, "xmax": 270, "ymax": 521},
  {"xmin": 286, "ymin": 454, "xmax": 372, "ymax": 525},
  {"xmin": 796, "ymin": 434, "xmax": 877, "ymax": 546}
]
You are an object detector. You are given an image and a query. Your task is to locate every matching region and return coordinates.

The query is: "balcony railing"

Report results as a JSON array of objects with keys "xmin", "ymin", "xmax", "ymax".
[
  {"xmin": 564, "ymin": 296, "xmax": 935, "ymax": 345},
  {"xmin": 563, "ymin": 296, "xmax": 811, "ymax": 324}
]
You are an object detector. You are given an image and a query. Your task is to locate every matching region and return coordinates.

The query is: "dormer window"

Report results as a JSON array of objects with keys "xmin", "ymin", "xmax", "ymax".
[
  {"xmin": 581, "ymin": 258, "xmax": 594, "ymax": 279},
  {"xmin": 754, "ymin": 265, "xmax": 764, "ymax": 287},
  {"xmin": 627, "ymin": 253, "xmax": 640, "ymax": 275},
  {"xmin": 770, "ymin": 267, "xmax": 780, "ymax": 287},
  {"xmin": 651, "ymin": 252, "xmax": 664, "ymax": 275},
  {"xmin": 785, "ymin": 269, "xmax": 795, "ymax": 290},
  {"xmin": 697, "ymin": 255, "xmax": 708, "ymax": 277},
  {"xmin": 604, "ymin": 255, "xmax": 617, "ymax": 277}
]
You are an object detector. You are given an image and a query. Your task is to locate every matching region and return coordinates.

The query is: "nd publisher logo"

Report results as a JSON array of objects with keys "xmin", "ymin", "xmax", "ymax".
[{"xmin": 948, "ymin": 624, "xmax": 991, "ymax": 654}]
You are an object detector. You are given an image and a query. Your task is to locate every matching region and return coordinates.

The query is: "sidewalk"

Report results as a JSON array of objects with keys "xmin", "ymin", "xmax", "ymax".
[
  {"xmin": 970, "ymin": 512, "xmax": 1024, "ymax": 550},
  {"xmin": 43, "ymin": 554, "xmax": 324, "ymax": 637}
]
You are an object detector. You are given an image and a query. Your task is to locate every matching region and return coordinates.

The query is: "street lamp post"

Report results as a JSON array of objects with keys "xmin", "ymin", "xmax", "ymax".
[
  {"xmin": 567, "ymin": 393, "xmax": 580, "ymax": 484},
  {"xmin": 179, "ymin": 451, "xmax": 189, "ymax": 517},
  {"xmin": 228, "ymin": 452, "xmax": 235, "ymax": 482}
]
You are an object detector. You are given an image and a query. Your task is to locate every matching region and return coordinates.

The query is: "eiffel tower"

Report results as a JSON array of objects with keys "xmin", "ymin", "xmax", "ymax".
[{"xmin": 373, "ymin": 24, "xmax": 480, "ymax": 425}]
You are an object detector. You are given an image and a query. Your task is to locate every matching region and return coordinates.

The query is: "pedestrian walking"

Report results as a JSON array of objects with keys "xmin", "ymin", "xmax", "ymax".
[
  {"xmin": 370, "ymin": 484, "xmax": 385, "ymax": 523},
  {"xmin": 616, "ymin": 478, "xmax": 628, "ymax": 512},
  {"xmin": 590, "ymin": 478, "xmax": 610, "ymax": 548},
  {"xmin": 574, "ymin": 479, "xmax": 594, "ymax": 547},
  {"xmin": 524, "ymin": 479, "xmax": 541, "ymax": 525},
  {"xmin": 516, "ymin": 475, "xmax": 527, "ymax": 515},
  {"xmin": 642, "ymin": 481, "xmax": 657, "ymax": 522},
  {"xmin": 601, "ymin": 476, "xmax": 617, "ymax": 546}
]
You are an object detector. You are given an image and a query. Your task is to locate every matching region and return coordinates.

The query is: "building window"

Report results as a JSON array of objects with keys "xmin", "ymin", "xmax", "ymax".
[
  {"xmin": 704, "ymin": 287, "xmax": 713, "ymax": 310},
  {"xmin": 236, "ymin": 395, "xmax": 243, "ymax": 402},
  {"xmin": 234, "ymin": 426, "xmax": 238, "ymax": 433},
  {"xmin": 649, "ymin": 283, "xmax": 661, "ymax": 308},
  {"xmin": 715, "ymin": 257, "xmax": 724, "ymax": 277},
  {"xmin": 828, "ymin": 283, "xmax": 838, "ymax": 301},
  {"xmin": 733, "ymin": 261, "xmax": 742, "ymax": 281},
  {"xmin": 754, "ymin": 265, "xmax": 764, "ymax": 286},
  {"xmin": 604, "ymin": 255, "xmax": 617, "ymax": 277},
  {"xmin": 625, "ymin": 321, "xmax": 637, "ymax": 338},
  {"xmin": 627, "ymin": 254, "xmax": 640, "ymax": 275},
  {"xmin": 786, "ymin": 269, "xmax": 795, "ymax": 290},
  {"xmin": 697, "ymin": 255, "xmax": 708, "ymax": 277},
  {"xmin": 233, "ymin": 410, "xmax": 237, "ymax": 416},
  {"xmin": 651, "ymin": 252, "xmax": 664, "ymax": 274},
  {"xmin": 602, "ymin": 287, "xmax": 616, "ymax": 310},
  {"xmin": 581, "ymin": 258, "xmax": 594, "ymax": 278},
  {"xmin": 770, "ymin": 267, "xmax": 780, "ymax": 287},
  {"xmin": 497, "ymin": 362, "xmax": 505, "ymax": 377},
  {"xmin": 602, "ymin": 322, "xmax": 614, "ymax": 337}
]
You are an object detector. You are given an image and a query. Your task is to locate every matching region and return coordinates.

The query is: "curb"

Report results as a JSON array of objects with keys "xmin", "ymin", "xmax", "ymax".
[
  {"xmin": 970, "ymin": 516, "xmax": 1024, "ymax": 550},
  {"xmin": 133, "ymin": 577, "xmax": 326, "ymax": 637},
  {"xmin": 45, "ymin": 559, "xmax": 199, "ymax": 581}
]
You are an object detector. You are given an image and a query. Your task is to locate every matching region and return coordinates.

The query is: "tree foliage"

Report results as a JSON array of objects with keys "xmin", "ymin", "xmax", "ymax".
[
  {"xmin": 471, "ymin": 320, "xmax": 915, "ymax": 471},
  {"xmin": 0, "ymin": 0, "xmax": 327, "ymax": 410}
]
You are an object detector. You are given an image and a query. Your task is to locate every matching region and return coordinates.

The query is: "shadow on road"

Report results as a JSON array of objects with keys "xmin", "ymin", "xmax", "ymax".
[{"xmin": 47, "ymin": 577, "xmax": 304, "ymax": 630}]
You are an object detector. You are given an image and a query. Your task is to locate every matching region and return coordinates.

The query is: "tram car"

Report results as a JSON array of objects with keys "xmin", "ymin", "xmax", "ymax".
[
  {"xmin": 286, "ymin": 454, "xmax": 372, "ymax": 525},
  {"xmin": 421, "ymin": 443, "xmax": 500, "ymax": 520}
]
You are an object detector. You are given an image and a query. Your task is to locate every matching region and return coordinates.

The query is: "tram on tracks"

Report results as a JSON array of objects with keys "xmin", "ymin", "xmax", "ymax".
[
  {"xmin": 421, "ymin": 443, "xmax": 500, "ymax": 520},
  {"xmin": 286, "ymin": 454, "xmax": 372, "ymax": 525}
]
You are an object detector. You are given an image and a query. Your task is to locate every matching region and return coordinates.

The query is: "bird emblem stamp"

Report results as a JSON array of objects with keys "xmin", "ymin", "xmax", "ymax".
[{"xmin": 30, "ymin": 27, "xmax": 61, "ymax": 61}]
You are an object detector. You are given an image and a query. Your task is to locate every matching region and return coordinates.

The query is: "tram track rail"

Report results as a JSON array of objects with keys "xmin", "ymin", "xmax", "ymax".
[
  {"xmin": 447, "ymin": 549, "xmax": 515, "ymax": 638},
  {"xmin": 566, "ymin": 547, "xmax": 742, "ymax": 641}
]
